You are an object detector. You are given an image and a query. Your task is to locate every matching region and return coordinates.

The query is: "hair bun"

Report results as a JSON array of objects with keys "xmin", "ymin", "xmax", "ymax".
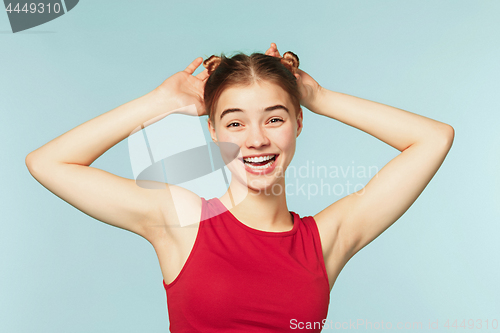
[
  {"xmin": 203, "ymin": 55, "xmax": 221, "ymax": 75},
  {"xmin": 280, "ymin": 51, "xmax": 299, "ymax": 75}
]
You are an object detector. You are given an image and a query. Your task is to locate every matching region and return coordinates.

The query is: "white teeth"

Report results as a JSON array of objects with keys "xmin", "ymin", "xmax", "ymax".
[
  {"xmin": 244, "ymin": 159, "xmax": 274, "ymax": 170},
  {"xmin": 243, "ymin": 155, "xmax": 275, "ymax": 163}
]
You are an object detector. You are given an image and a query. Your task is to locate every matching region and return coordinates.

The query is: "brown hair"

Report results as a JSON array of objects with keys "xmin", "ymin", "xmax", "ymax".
[{"xmin": 203, "ymin": 51, "xmax": 300, "ymax": 125}]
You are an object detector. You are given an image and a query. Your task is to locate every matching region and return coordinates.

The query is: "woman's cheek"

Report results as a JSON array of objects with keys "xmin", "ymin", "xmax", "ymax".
[
  {"xmin": 218, "ymin": 132, "xmax": 242, "ymax": 145},
  {"xmin": 277, "ymin": 126, "xmax": 296, "ymax": 149}
]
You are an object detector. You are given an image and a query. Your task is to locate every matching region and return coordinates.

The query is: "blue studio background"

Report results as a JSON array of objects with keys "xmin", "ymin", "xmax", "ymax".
[{"xmin": 1, "ymin": 1, "xmax": 499, "ymax": 332}]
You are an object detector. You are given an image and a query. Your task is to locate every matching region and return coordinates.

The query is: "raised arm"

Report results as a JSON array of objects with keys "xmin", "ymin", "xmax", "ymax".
[
  {"xmin": 267, "ymin": 43, "xmax": 454, "ymax": 271},
  {"xmin": 310, "ymin": 88, "xmax": 454, "ymax": 259},
  {"xmin": 25, "ymin": 58, "xmax": 209, "ymax": 241}
]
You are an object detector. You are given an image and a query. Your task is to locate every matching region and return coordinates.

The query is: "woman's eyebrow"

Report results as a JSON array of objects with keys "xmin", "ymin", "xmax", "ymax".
[
  {"xmin": 265, "ymin": 104, "xmax": 289, "ymax": 113},
  {"xmin": 220, "ymin": 104, "xmax": 289, "ymax": 120}
]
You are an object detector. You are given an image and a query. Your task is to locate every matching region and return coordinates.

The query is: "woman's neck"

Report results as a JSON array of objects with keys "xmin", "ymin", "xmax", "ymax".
[{"xmin": 218, "ymin": 180, "xmax": 293, "ymax": 232}]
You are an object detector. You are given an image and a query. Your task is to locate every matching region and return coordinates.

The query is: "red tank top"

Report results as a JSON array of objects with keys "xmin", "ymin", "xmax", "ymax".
[{"xmin": 163, "ymin": 197, "xmax": 330, "ymax": 332}]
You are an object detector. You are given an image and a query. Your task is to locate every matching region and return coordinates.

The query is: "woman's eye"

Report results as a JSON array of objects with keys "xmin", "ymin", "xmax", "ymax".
[
  {"xmin": 227, "ymin": 122, "xmax": 240, "ymax": 128},
  {"xmin": 269, "ymin": 118, "xmax": 284, "ymax": 124}
]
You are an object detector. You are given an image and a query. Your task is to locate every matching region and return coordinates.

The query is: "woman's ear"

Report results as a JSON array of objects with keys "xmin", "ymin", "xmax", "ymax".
[
  {"xmin": 296, "ymin": 107, "xmax": 303, "ymax": 137},
  {"xmin": 207, "ymin": 119, "xmax": 218, "ymax": 145}
]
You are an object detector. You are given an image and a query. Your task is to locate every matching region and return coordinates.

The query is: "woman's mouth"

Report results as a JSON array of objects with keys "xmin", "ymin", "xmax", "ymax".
[{"xmin": 240, "ymin": 154, "xmax": 279, "ymax": 175}]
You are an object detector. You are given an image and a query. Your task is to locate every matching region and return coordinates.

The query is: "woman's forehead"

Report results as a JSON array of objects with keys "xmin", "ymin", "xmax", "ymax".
[{"xmin": 215, "ymin": 82, "xmax": 293, "ymax": 115}]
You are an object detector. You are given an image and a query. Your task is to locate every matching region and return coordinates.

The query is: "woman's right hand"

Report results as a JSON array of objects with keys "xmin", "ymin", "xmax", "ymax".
[{"xmin": 154, "ymin": 57, "xmax": 210, "ymax": 117}]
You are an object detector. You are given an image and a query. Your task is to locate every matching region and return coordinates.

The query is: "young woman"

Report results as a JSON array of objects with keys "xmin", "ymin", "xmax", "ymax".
[{"xmin": 26, "ymin": 43, "xmax": 454, "ymax": 332}]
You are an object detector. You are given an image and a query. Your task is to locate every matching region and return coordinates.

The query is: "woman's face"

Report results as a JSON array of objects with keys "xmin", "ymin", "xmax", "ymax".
[{"xmin": 208, "ymin": 80, "xmax": 303, "ymax": 193}]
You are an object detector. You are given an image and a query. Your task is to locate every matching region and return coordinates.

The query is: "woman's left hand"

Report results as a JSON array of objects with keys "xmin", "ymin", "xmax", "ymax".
[{"xmin": 265, "ymin": 43, "xmax": 323, "ymax": 111}]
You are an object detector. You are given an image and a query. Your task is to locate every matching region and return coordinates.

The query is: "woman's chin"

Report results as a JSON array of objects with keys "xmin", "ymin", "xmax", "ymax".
[{"xmin": 245, "ymin": 177, "xmax": 286, "ymax": 196}]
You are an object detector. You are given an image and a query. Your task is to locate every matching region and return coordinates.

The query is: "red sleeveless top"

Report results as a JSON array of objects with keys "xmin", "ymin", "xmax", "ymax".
[{"xmin": 163, "ymin": 197, "xmax": 330, "ymax": 332}]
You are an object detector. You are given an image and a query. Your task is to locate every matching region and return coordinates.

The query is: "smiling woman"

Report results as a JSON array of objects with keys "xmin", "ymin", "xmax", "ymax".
[
  {"xmin": 25, "ymin": 43, "xmax": 454, "ymax": 333},
  {"xmin": 209, "ymin": 80, "xmax": 301, "ymax": 192},
  {"xmin": 203, "ymin": 52, "xmax": 304, "ymax": 208}
]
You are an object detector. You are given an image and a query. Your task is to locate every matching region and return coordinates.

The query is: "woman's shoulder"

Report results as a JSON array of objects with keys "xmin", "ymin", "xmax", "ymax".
[{"xmin": 291, "ymin": 210, "xmax": 320, "ymax": 235}]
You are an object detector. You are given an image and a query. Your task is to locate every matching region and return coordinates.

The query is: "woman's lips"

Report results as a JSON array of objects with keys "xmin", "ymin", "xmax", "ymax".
[{"xmin": 240, "ymin": 154, "xmax": 279, "ymax": 175}]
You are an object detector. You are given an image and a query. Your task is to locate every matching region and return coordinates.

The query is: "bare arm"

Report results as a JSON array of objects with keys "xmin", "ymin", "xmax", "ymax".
[
  {"xmin": 311, "ymin": 88, "xmax": 454, "ymax": 259},
  {"xmin": 26, "ymin": 58, "xmax": 209, "ymax": 241},
  {"xmin": 266, "ymin": 43, "xmax": 454, "ymax": 269}
]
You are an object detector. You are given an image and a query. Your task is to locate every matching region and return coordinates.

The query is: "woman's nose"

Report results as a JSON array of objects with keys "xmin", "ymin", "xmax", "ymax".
[{"xmin": 245, "ymin": 126, "xmax": 270, "ymax": 149}]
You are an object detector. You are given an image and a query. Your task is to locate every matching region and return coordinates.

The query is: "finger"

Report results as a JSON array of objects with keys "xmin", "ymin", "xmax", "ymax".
[
  {"xmin": 271, "ymin": 43, "xmax": 282, "ymax": 58},
  {"xmin": 266, "ymin": 42, "xmax": 281, "ymax": 58},
  {"xmin": 195, "ymin": 68, "xmax": 209, "ymax": 81},
  {"xmin": 184, "ymin": 57, "xmax": 203, "ymax": 75},
  {"xmin": 265, "ymin": 42, "xmax": 274, "ymax": 55}
]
